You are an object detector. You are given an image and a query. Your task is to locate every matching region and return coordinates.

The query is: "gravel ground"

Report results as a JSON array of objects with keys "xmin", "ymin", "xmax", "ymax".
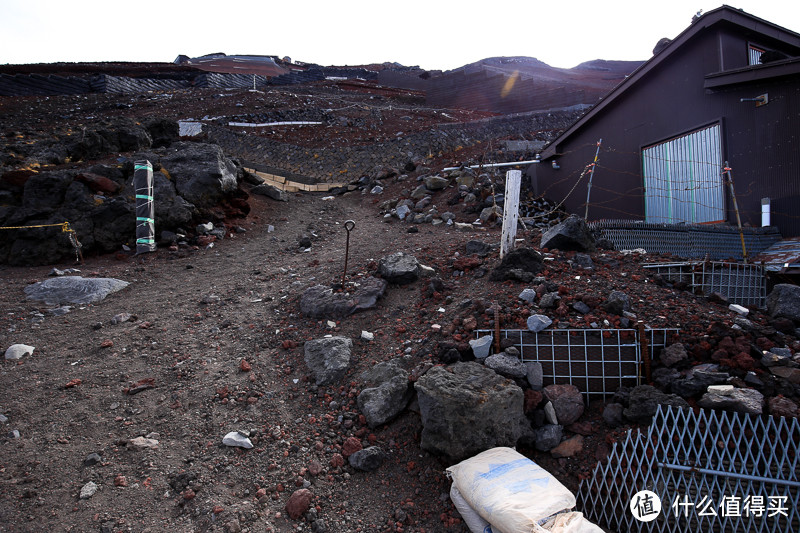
[{"xmin": 2, "ymin": 78, "xmax": 798, "ymax": 533}]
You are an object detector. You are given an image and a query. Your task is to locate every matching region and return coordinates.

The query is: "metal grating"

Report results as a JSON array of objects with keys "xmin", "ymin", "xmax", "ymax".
[
  {"xmin": 643, "ymin": 261, "xmax": 767, "ymax": 308},
  {"xmin": 475, "ymin": 328, "xmax": 679, "ymax": 397},
  {"xmin": 590, "ymin": 220, "xmax": 781, "ymax": 261},
  {"xmin": 578, "ymin": 404, "xmax": 800, "ymax": 532},
  {"xmin": 643, "ymin": 124, "xmax": 725, "ymax": 224}
]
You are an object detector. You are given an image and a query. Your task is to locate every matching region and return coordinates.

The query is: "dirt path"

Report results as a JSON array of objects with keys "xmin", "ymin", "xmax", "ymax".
[{"xmin": 0, "ymin": 189, "xmax": 480, "ymax": 533}]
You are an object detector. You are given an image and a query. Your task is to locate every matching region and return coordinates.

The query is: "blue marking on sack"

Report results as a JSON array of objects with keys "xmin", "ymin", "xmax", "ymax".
[{"xmin": 476, "ymin": 459, "xmax": 535, "ymax": 481}]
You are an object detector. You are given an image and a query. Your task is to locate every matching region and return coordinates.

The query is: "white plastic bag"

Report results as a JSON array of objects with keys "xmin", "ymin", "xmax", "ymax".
[
  {"xmin": 450, "ymin": 484, "xmax": 494, "ymax": 533},
  {"xmin": 447, "ymin": 447, "xmax": 576, "ymax": 533}
]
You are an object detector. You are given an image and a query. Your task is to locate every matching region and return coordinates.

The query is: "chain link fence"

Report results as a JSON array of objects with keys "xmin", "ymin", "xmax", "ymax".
[{"xmin": 579, "ymin": 404, "xmax": 800, "ymax": 532}]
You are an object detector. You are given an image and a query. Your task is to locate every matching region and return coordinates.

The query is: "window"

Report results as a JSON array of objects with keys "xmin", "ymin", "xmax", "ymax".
[
  {"xmin": 642, "ymin": 124, "xmax": 725, "ymax": 224},
  {"xmin": 749, "ymin": 44, "xmax": 766, "ymax": 65}
]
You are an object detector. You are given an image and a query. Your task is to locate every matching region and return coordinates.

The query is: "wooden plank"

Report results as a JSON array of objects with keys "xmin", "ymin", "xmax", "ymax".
[
  {"xmin": 500, "ymin": 170, "xmax": 522, "ymax": 259},
  {"xmin": 243, "ymin": 167, "xmax": 343, "ymax": 194}
]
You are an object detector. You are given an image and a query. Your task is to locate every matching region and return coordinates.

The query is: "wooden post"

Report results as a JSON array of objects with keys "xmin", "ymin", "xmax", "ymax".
[
  {"xmin": 724, "ymin": 162, "xmax": 748, "ymax": 263},
  {"xmin": 638, "ymin": 321, "xmax": 651, "ymax": 383},
  {"xmin": 500, "ymin": 170, "xmax": 522, "ymax": 259},
  {"xmin": 584, "ymin": 139, "xmax": 602, "ymax": 220}
]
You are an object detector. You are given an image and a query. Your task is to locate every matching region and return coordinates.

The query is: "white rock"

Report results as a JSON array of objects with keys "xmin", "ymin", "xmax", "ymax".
[
  {"xmin": 5, "ymin": 344, "xmax": 34, "ymax": 360},
  {"xmin": 519, "ymin": 289, "xmax": 537, "ymax": 303},
  {"xmin": 129, "ymin": 436, "xmax": 159, "ymax": 449},
  {"xmin": 707, "ymin": 385, "xmax": 735, "ymax": 392},
  {"xmin": 222, "ymin": 431, "xmax": 253, "ymax": 449},
  {"xmin": 544, "ymin": 401, "xmax": 559, "ymax": 425},
  {"xmin": 361, "ymin": 331, "xmax": 374, "ymax": 341},
  {"xmin": 527, "ymin": 314, "xmax": 553, "ymax": 333},
  {"xmin": 729, "ymin": 304, "xmax": 749, "ymax": 317},
  {"xmin": 469, "ymin": 335, "xmax": 493, "ymax": 360},
  {"xmin": 80, "ymin": 481, "xmax": 98, "ymax": 499},
  {"xmin": 418, "ymin": 264, "xmax": 436, "ymax": 278}
]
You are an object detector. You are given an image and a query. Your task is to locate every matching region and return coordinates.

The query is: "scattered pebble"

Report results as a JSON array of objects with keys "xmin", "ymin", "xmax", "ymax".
[{"xmin": 80, "ymin": 481, "xmax": 98, "ymax": 499}]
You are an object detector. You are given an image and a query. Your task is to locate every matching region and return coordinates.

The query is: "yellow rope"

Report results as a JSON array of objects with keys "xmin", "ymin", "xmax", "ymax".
[
  {"xmin": 0, "ymin": 221, "xmax": 83, "ymax": 262},
  {"xmin": 0, "ymin": 221, "xmax": 73, "ymax": 231}
]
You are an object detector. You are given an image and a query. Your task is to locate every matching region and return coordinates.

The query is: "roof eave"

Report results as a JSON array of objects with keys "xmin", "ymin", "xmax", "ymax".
[{"xmin": 539, "ymin": 6, "xmax": 800, "ymax": 160}]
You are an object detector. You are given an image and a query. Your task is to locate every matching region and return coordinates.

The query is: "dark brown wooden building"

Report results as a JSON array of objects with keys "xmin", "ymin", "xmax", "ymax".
[{"xmin": 529, "ymin": 6, "xmax": 800, "ymax": 236}]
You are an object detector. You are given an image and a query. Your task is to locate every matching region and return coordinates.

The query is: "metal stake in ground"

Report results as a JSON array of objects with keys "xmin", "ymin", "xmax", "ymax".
[{"xmin": 341, "ymin": 220, "xmax": 355, "ymax": 287}]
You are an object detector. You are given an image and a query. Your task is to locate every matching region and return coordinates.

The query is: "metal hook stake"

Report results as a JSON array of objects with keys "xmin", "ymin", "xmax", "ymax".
[{"xmin": 342, "ymin": 220, "xmax": 355, "ymax": 288}]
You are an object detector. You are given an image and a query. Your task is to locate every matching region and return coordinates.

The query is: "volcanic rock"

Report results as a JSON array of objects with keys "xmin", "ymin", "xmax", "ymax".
[
  {"xmin": 357, "ymin": 360, "xmax": 412, "ymax": 428},
  {"xmin": 623, "ymin": 385, "xmax": 690, "ymax": 424},
  {"xmin": 767, "ymin": 284, "xmax": 800, "ymax": 322},
  {"xmin": 489, "ymin": 247, "xmax": 543, "ymax": 281},
  {"xmin": 484, "ymin": 352, "xmax": 528, "ymax": 380},
  {"xmin": 161, "ymin": 142, "xmax": 240, "ymax": 208},
  {"xmin": 543, "ymin": 384, "xmax": 585, "ymax": 426},
  {"xmin": 24, "ymin": 276, "xmax": 129, "ymax": 306},
  {"xmin": 348, "ymin": 446, "xmax": 386, "ymax": 471},
  {"xmin": 378, "ymin": 252, "xmax": 420, "ymax": 284},
  {"xmin": 299, "ymin": 278, "xmax": 387, "ymax": 319},
  {"xmin": 540, "ymin": 215, "xmax": 596, "ymax": 252},
  {"xmin": 698, "ymin": 385, "xmax": 763, "ymax": 415},
  {"xmin": 304, "ymin": 336, "xmax": 353, "ymax": 386},
  {"xmin": 414, "ymin": 362, "xmax": 530, "ymax": 461}
]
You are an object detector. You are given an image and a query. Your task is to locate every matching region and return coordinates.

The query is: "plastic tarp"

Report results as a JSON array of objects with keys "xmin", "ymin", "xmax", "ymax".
[{"xmin": 134, "ymin": 161, "xmax": 156, "ymax": 254}]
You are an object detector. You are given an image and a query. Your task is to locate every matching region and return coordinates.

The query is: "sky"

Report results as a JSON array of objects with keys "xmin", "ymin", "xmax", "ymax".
[{"xmin": 1, "ymin": 1, "xmax": 799, "ymax": 70}]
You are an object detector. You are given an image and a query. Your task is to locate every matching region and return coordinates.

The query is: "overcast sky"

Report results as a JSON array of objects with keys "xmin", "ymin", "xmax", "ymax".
[{"xmin": 2, "ymin": 1, "xmax": 798, "ymax": 70}]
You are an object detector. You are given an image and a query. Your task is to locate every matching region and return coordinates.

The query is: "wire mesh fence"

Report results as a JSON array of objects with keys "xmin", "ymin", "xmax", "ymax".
[
  {"xmin": 642, "ymin": 261, "xmax": 767, "ymax": 308},
  {"xmin": 474, "ymin": 328, "xmax": 679, "ymax": 398},
  {"xmin": 590, "ymin": 220, "xmax": 781, "ymax": 261},
  {"xmin": 578, "ymin": 404, "xmax": 800, "ymax": 532}
]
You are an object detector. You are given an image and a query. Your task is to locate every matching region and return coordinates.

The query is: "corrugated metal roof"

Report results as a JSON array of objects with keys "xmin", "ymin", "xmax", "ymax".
[
  {"xmin": 183, "ymin": 55, "xmax": 288, "ymax": 77},
  {"xmin": 752, "ymin": 237, "xmax": 800, "ymax": 271}
]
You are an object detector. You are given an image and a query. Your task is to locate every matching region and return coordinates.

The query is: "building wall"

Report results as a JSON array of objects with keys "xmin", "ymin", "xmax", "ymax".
[{"xmin": 532, "ymin": 27, "xmax": 800, "ymax": 236}]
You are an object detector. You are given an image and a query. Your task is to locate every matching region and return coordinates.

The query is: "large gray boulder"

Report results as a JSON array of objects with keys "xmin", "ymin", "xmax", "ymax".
[
  {"xmin": 304, "ymin": 336, "xmax": 353, "ymax": 386},
  {"xmin": 22, "ymin": 172, "xmax": 74, "ymax": 211},
  {"xmin": 90, "ymin": 197, "xmax": 136, "ymax": 252},
  {"xmin": 299, "ymin": 278, "xmax": 387, "ymax": 319},
  {"xmin": 162, "ymin": 142, "xmax": 240, "ymax": 207},
  {"xmin": 378, "ymin": 252, "xmax": 420, "ymax": 284},
  {"xmin": 766, "ymin": 284, "xmax": 800, "ymax": 322},
  {"xmin": 540, "ymin": 215, "xmax": 596, "ymax": 252},
  {"xmin": 357, "ymin": 360, "xmax": 412, "ymax": 428},
  {"xmin": 698, "ymin": 386, "xmax": 763, "ymax": 415},
  {"xmin": 414, "ymin": 362, "xmax": 530, "ymax": 461},
  {"xmin": 24, "ymin": 276, "xmax": 129, "ymax": 306},
  {"xmin": 623, "ymin": 385, "xmax": 690, "ymax": 425},
  {"xmin": 152, "ymin": 172, "xmax": 196, "ymax": 228}
]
